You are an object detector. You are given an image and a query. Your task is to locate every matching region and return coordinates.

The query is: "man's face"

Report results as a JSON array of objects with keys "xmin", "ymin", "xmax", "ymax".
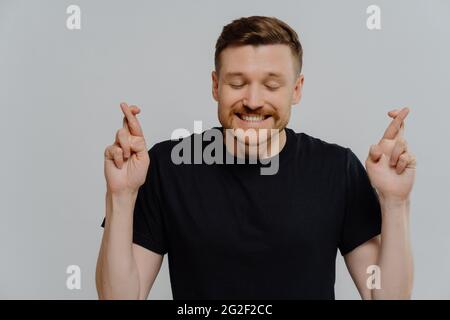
[{"xmin": 212, "ymin": 44, "xmax": 304, "ymax": 146}]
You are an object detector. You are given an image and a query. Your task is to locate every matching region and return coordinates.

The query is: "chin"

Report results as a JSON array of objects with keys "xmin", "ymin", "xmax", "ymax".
[{"xmin": 229, "ymin": 119, "xmax": 275, "ymax": 147}]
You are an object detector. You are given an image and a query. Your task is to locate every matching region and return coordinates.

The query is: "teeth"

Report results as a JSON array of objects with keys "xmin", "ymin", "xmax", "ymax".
[{"xmin": 241, "ymin": 115, "xmax": 265, "ymax": 121}]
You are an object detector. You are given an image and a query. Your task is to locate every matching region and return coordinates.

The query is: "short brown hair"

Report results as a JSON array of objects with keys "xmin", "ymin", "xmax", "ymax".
[{"xmin": 214, "ymin": 16, "xmax": 303, "ymax": 76}]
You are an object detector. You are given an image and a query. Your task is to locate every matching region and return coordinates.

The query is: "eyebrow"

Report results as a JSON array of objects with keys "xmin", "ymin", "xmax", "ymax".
[
  {"xmin": 224, "ymin": 72, "xmax": 285, "ymax": 80},
  {"xmin": 223, "ymin": 72, "xmax": 244, "ymax": 79}
]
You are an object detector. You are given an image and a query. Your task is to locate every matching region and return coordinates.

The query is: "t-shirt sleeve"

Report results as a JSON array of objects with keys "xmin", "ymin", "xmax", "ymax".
[
  {"xmin": 100, "ymin": 145, "xmax": 168, "ymax": 255},
  {"xmin": 338, "ymin": 148, "xmax": 382, "ymax": 256}
]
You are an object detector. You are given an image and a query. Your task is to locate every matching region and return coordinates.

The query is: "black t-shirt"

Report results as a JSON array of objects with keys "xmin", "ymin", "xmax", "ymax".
[{"xmin": 101, "ymin": 127, "xmax": 381, "ymax": 299}]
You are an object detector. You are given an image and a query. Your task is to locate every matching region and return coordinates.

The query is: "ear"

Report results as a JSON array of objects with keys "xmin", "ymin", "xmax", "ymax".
[
  {"xmin": 292, "ymin": 74, "xmax": 304, "ymax": 105},
  {"xmin": 212, "ymin": 70, "xmax": 219, "ymax": 102}
]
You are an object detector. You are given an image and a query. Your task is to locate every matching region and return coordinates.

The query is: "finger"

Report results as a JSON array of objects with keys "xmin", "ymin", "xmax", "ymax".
[
  {"xmin": 390, "ymin": 138, "xmax": 408, "ymax": 166},
  {"xmin": 130, "ymin": 135, "xmax": 148, "ymax": 155},
  {"xmin": 104, "ymin": 145, "xmax": 115, "ymax": 160},
  {"xmin": 388, "ymin": 111, "xmax": 407, "ymax": 139},
  {"xmin": 398, "ymin": 121, "xmax": 405, "ymax": 138},
  {"xmin": 120, "ymin": 102, "xmax": 144, "ymax": 137},
  {"xmin": 382, "ymin": 107, "xmax": 410, "ymax": 140},
  {"xmin": 385, "ymin": 119, "xmax": 406, "ymax": 139},
  {"xmin": 122, "ymin": 106, "xmax": 141, "ymax": 133},
  {"xmin": 104, "ymin": 145, "xmax": 124, "ymax": 169},
  {"xmin": 388, "ymin": 112, "xmax": 399, "ymax": 119},
  {"xmin": 396, "ymin": 153, "xmax": 408, "ymax": 174},
  {"xmin": 388, "ymin": 109, "xmax": 400, "ymax": 118},
  {"xmin": 407, "ymin": 154, "xmax": 417, "ymax": 169},
  {"xmin": 384, "ymin": 107, "xmax": 409, "ymax": 139},
  {"xmin": 123, "ymin": 117, "xmax": 130, "ymax": 134},
  {"xmin": 129, "ymin": 106, "xmax": 141, "ymax": 118},
  {"xmin": 131, "ymin": 105, "xmax": 141, "ymax": 114},
  {"xmin": 115, "ymin": 128, "xmax": 131, "ymax": 159},
  {"xmin": 112, "ymin": 145, "xmax": 124, "ymax": 169},
  {"xmin": 396, "ymin": 152, "xmax": 411, "ymax": 174},
  {"xmin": 368, "ymin": 144, "xmax": 383, "ymax": 162}
]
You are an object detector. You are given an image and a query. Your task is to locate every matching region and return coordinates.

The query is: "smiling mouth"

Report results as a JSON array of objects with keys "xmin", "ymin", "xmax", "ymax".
[{"xmin": 236, "ymin": 113, "xmax": 271, "ymax": 122}]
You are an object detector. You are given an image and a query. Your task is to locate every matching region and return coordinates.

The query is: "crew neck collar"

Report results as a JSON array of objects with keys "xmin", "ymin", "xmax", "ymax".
[{"xmin": 209, "ymin": 126, "xmax": 296, "ymax": 170}]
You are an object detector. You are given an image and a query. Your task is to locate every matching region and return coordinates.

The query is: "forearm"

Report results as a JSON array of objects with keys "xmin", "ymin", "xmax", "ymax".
[
  {"xmin": 373, "ymin": 198, "xmax": 413, "ymax": 299},
  {"xmin": 96, "ymin": 191, "xmax": 141, "ymax": 299}
]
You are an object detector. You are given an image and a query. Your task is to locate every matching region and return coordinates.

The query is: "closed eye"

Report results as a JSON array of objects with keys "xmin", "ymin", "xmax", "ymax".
[
  {"xmin": 265, "ymin": 85, "xmax": 280, "ymax": 91},
  {"xmin": 230, "ymin": 84, "xmax": 245, "ymax": 89}
]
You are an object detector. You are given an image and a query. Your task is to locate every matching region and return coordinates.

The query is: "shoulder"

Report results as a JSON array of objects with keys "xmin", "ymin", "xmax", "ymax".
[
  {"xmin": 149, "ymin": 137, "xmax": 181, "ymax": 158},
  {"xmin": 291, "ymin": 129, "xmax": 350, "ymax": 160},
  {"xmin": 147, "ymin": 130, "xmax": 205, "ymax": 165},
  {"xmin": 148, "ymin": 127, "xmax": 222, "ymax": 160},
  {"xmin": 294, "ymin": 131, "xmax": 367, "ymax": 175}
]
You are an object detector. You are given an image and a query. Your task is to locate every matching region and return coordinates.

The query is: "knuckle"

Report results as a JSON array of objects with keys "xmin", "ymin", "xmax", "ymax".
[
  {"xmin": 114, "ymin": 147, "xmax": 123, "ymax": 156},
  {"xmin": 104, "ymin": 146, "xmax": 112, "ymax": 157},
  {"xmin": 108, "ymin": 145, "xmax": 116, "ymax": 154},
  {"xmin": 399, "ymin": 153, "xmax": 408, "ymax": 162},
  {"xmin": 118, "ymin": 133, "xmax": 130, "ymax": 146}
]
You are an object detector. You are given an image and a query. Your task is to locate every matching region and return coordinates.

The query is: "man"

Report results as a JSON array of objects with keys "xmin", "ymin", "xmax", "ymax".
[{"xmin": 96, "ymin": 16, "xmax": 416, "ymax": 299}]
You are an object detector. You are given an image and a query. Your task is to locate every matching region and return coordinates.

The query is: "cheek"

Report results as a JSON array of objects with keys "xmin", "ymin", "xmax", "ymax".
[
  {"xmin": 218, "ymin": 89, "xmax": 241, "ymax": 111},
  {"xmin": 218, "ymin": 87, "xmax": 291, "ymax": 116},
  {"xmin": 269, "ymin": 92, "xmax": 290, "ymax": 116}
]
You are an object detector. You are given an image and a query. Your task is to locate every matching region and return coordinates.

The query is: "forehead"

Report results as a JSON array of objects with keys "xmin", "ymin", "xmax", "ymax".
[{"xmin": 219, "ymin": 44, "xmax": 295, "ymax": 78}]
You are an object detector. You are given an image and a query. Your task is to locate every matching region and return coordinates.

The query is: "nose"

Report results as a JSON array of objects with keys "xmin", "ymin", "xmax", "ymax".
[{"xmin": 243, "ymin": 85, "xmax": 264, "ymax": 110}]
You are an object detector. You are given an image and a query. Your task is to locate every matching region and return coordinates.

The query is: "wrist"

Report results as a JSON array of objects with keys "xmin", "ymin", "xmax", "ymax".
[
  {"xmin": 105, "ymin": 189, "xmax": 138, "ymax": 218},
  {"xmin": 379, "ymin": 195, "xmax": 410, "ymax": 208},
  {"xmin": 106, "ymin": 188, "xmax": 138, "ymax": 200},
  {"xmin": 379, "ymin": 196, "xmax": 410, "ymax": 217}
]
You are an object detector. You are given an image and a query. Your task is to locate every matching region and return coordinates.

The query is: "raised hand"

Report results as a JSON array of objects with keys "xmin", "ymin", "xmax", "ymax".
[
  {"xmin": 104, "ymin": 102, "xmax": 150, "ymax": 195},
  {"xmin": 365, "ymin": 107, "xmax": 417, "ymax": 202}
]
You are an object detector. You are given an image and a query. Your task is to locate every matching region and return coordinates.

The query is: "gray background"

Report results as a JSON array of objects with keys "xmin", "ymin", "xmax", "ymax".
[{"xmin": 1, "ymin": 0, "xmax": 449, "ymax": 299}]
